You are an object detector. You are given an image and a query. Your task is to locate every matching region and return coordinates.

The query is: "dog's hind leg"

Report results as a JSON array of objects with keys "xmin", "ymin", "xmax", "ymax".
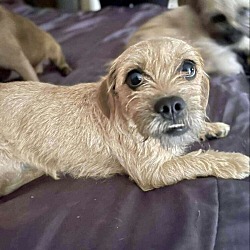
[
  {"xmin": 13, "ymin": 53, "xmax": 39, "ymax": 81},
  {"xmin": 46, "ymin": 36, "xmax": 72, "ymax": 76},
  {"xmin": 0, "ymin": 149, "xmax": 43, "ymax": 196},
  {"xmin": 0, "ymin": 42, "xmax": 39, "ymax": 81},
  {"xmin": 34, "ymin": 61, "xmax": 44, "ymax": 74}
]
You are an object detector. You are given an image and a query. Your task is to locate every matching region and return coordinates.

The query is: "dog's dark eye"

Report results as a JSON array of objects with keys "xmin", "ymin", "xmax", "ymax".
[
  {"xmin": 238, "ymin": 6, "xmax": 250, "ymax": 17},
  {"xmin": 126, "ymin": 70, "xmax": 143, "ymax": 89},
  {"xmin": 180, "ymin": 60, "xmax": 196, "ymax": 80},
  {"xmin": 211, "ymin": 13, "xmax": 227, "ymax": 23}
]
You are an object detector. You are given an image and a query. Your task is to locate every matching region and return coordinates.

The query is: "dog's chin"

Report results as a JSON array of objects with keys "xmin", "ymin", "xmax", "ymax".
[
  {"xmin": 154, "ymin": 126, "xmax": 197, "ymax": 149},
  {"xmin": 142, "ymin": 116, "xmax": 203, "ymax": 149}
]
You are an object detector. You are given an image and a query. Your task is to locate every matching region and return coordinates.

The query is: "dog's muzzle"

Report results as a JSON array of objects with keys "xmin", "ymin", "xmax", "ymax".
[{"xmin": 154, "ymin": 96, "xmax": 189, "ymax": 136}]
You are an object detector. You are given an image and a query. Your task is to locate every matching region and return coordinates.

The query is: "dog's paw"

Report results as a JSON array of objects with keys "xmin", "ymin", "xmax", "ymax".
[
  {"xmin": 200, "ymin": 122, "xmax": 230, "ymax": 141},
  {"xmin": 60, "ymin": 65, "xmax": 72, "ymax": 76},
  {"xmin": 213, "ymin": 153, "xmax": 250, "ymax": 180}
]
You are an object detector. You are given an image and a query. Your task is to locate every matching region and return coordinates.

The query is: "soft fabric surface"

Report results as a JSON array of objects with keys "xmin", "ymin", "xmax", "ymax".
[{"xmin": 0, "ymin": 2, "xmax": 249, "ymax": 250}]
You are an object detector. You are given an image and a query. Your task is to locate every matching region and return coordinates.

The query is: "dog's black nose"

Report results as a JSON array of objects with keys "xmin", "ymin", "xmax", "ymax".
[{"xmin": 154, "ymin": 96, "xmax": 186, "ymax": 120}]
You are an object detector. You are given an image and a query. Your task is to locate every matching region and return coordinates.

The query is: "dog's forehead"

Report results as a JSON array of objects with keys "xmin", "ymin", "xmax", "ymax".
[
  {"xmin": 121, "ymin": 39, "xmax": 201, "ymax": 70},
  {"xmin": 216, "ymin": 0, "xmax": 249, "ymax": 9},
  {"xmin": 204, "ymin": 0, "xmax": 249, "ymax": 17}
]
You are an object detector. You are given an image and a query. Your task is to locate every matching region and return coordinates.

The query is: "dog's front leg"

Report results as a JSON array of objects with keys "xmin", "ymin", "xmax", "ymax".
[
  {"xmin": 130, "ymin": 150, "xmax": 249, "ymax": 191},
  {"xmin": 199, "ymin": 121, "xmax": 230, "ymax": 141}
]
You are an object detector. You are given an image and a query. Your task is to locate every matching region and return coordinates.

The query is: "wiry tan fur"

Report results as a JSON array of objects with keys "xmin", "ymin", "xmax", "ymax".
[
  {"xmin": 0, "ymin": 38, "xmax": 249, "ymax": 196},
  {"xmin": 127, "ymin": 0, "xmax": 250, "ymax": 75},
  {"xmin": 0, "ymin": 6, "xmax": 72, "ymax": 81}
]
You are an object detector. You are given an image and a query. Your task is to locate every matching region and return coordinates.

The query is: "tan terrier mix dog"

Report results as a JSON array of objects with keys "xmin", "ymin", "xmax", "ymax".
[
  {"xmin": 127, "ymin": 0, "xmax": 250, "ymax": 75},
  {"xmin": 0, "ymin": 38, "xmax": 249, "ymax": 196},
  {"xmin": 0, "ymin": 6, "xmax": 72, "ymax": 81}
]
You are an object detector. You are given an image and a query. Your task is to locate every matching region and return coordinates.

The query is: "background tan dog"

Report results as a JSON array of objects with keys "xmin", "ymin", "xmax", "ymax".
[
  {"xmin": 0, "ymin": 6, "xmax": 72, "ymax": 81},
  {"xmin": 127, "ymin": 0, "xmax": 250, "ymax": 75},
  {"xmin": 0, "ymin": 38, "xmax": 249, "ymax": 196}
]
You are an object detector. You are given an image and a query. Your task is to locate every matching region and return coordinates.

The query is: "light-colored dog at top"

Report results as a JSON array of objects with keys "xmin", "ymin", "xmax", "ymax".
[
  {"xmin": 0, "ymin": 38, "xmax": 249, "ymax": 196},
  {"xmin": 128, "ymin": 0, "xmax": 250, "ymax": 75},
  {"xmin": 0, "ymin": 5, "xmax": 72, "ymax": 81}
]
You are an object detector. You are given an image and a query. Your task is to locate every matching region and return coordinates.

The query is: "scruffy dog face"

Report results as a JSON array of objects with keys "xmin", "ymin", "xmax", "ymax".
[
  {"xmin": 100, "ymin": 38, "xmax": 209, "ymax": 148},
  {"xmin": 188, "ymin": 0, "xmax": 250, "ymax": 44}
]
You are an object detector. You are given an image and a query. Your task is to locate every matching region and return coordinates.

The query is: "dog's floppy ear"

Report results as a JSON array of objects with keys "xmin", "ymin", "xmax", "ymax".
[{"xmin": 97, "ymin": 69, "xmax": 116, "ymax": 119}]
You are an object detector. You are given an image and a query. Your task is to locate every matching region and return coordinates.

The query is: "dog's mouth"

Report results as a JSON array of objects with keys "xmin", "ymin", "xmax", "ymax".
[{"xmin": 164, "ymin": 123, "xmax": 189, "ymax": 136}]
